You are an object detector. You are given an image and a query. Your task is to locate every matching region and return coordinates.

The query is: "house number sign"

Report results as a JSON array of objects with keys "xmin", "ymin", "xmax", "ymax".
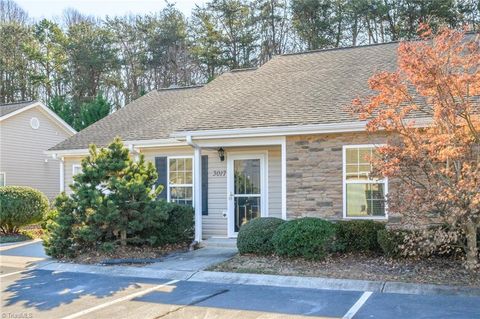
[{"xmin": 212, "ymin": 170, "xmax": 226, "ymax": 177}]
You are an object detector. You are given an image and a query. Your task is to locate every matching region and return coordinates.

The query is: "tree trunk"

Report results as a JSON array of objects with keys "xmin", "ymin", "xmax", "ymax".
[
  {"xmin": 120, "ymin": 229, "xmax": 127, "ymax": 246},
  {"xmin": 465, "ymin": 221, "xmax": 479, "ymax": 270}
]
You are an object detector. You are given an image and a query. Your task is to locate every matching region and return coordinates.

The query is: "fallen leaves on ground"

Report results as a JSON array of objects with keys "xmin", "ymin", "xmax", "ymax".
[{"xmin": 210, "ymin": 253, "xmax": 480, "ymax": 287}]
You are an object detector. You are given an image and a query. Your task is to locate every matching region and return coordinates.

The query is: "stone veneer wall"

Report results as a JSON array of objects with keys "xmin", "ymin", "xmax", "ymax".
[{"xmin": 286, "ymin": 132, "xmax": 401, "ymax": 223}]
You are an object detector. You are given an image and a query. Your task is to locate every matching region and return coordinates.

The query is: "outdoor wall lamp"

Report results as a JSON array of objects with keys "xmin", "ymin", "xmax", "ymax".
[{"xmin": 218, "ymin": 147, "xmax": 225, "ymax": 161}]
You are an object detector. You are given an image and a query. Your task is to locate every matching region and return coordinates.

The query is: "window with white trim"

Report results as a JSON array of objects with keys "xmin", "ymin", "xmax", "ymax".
[
  {"xmin": 72, "ymin": 164, "xmax": 82, "ymax": 176},
  {"xmin": 168, "ymin": 157, "xmax": 193, "ymax": 206},
  {"xmin": 343, "ymin": 145, "xmax": 387, "ymax": 218},
  {"xmin": 0, "ymin": 172, "xmax": 5, "ymax": 186}
]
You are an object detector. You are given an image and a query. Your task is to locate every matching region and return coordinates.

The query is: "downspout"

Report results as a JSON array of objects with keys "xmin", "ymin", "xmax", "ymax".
[{"xmin": 186, "ymin": 135, "xmax": 203, "ymax": 248}]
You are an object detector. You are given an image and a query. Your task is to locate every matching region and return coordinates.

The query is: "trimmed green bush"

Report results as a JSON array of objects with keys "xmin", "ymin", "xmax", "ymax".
[
  {"xmin": 272, "ymin": 217, "xmax": 337, "ymax": 260},
  {"xmin": 336, "ymin": 220, "xmax": 386, "ymax": 252},
  {"xmin": 237, "ymin": 217, "xmax": 286, "ymax": 255},
  {"xmin": 0, "ymin": 186, "xmax": 49, "ymax": 234},
  {"xmin": 377, "ymin": 229, "xmax": 406, "ymax": 257},
  {"xmin": 146, "ymin": 200, "xmax": 194, "ymax": 246}
]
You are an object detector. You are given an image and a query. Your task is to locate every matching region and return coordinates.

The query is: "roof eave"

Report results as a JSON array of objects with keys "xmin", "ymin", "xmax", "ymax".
[
  {"xmin": 171, "ymin": 121, "xmax": 369, "ymax": 140},
  {"xmin": 172, "ymin": 117, "xmax": 433, "ymax": 140}
]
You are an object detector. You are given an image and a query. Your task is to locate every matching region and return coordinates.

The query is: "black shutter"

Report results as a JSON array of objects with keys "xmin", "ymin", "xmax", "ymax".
[
  {"xmin": 155, "ymin": 156, "xmax": 168, "ymax": 200},
  {"xmin": 202, "ymin": 155, "xmax": 208, "ymax": 215}
]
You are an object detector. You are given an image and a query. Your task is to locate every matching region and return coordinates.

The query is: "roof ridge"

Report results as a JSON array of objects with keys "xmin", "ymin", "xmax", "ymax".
[
  {"xmin": 281, "ymin": 40, "xmax": 400, "ymax": 57},
  {"xmin": 157, "ymin": 84, "xmax": 204, "ymax": 92},
  {"xmin": 230, "ymin": 67, "xmax": 257, "ymax": 73}
]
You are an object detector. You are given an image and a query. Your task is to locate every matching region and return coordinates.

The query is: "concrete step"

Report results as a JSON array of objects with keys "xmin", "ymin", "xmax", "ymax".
[{"xmin": 202, "ymin": 238, "xmax": 237, "ymax": 249}]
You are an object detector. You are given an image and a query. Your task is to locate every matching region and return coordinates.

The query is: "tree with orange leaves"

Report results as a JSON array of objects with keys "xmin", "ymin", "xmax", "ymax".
[{"xmin": 352, "ymin": 25, "xmax": 479, "ymax": 270}]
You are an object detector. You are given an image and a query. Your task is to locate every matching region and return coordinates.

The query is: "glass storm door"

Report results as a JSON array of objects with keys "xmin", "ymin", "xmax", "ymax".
[{"xmin": 228, "ymin": 153, "xmax": 266, "ymax": 237}]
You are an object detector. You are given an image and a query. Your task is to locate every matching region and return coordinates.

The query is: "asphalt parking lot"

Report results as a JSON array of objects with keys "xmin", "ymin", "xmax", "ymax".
[{"xmin": 1, "ymin": 241, "xmax": 480, "ymax": 319}]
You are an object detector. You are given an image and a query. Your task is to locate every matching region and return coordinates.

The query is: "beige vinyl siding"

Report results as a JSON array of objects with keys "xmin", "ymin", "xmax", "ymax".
[
  {"xmin": 0, "ymin": 107, "xmax": 73, "ymax": 199},
  {"xmin": 62, "ymin": 144, "xmax": 283, "ymax": 238},
  {"xmin": 267, "ymin": 147, "xmax": 282, "ymax": 219}
]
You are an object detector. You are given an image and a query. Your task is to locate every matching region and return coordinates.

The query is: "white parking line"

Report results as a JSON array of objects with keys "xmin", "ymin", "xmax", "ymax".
[
  {"xmin": 0, "ymin": 269, "xmax": 28, "ymax": 278},
  {"xmin": 0, "ymin": 266, "xmax": 36, "ymax": 278},
  {"xmin": 343, "ymin": 291, "xmax": 373, "ymax": 319},
  {"xmin": 60, "ymin": 279, "xmax": 180, "ymax": 319}
]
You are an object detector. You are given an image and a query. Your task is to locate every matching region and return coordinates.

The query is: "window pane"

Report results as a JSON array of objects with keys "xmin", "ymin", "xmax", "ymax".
[
  {"xmin": 358, "ymin": 164, "xmax": 372, "ymax": 179},
  {"xmin": 177, "ymin": 158, "xmax": 185, "ymax": 171},
  {"xmin": 346, "ymin": 148, "xmax": 358, "ymax": 165},
  {"xmin": 346, "ymin": 165, "xmax": 359, "ymax": 180},
  {"xmin": 346, "ymin": 183, "xmax": 385, "ymax": 217},
  {"xmin": 234, "ymin": 159, "xmax": 260, "ymax": 194},
  {"xmin": 185, "ymin": 172, "xmax": 193, "ymax": 184},
  {"xmin": 169, "ymin": 159, "xmax": 177, "ymax": 171},
  {"xmin": 0, "ymin": 173, "xmax": 5, "ymax": 186},
  {"xmin": 170, "ymin": 186, "xmax": 193, "ymax": 206},
  {"xmin": 369, "ymin": 200, "xmax": 385, "ymax": 216},
  {"xmin": 185, "ymin": 158, "xmax": 192, "ymax": 171},
  {"xmin": 234, "ymin": 196, "xmax": 260, "ymax": 232},
  {"xmin": 169, "ymin": 171, "xmax": 178, "ymax": 184},
  {"xmin": 358, "ymin": 148, "xmax": 372, "ymax": 164}
]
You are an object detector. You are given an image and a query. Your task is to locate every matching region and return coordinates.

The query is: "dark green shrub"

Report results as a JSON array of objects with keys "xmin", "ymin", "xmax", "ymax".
[
  {"xmin": 272, "ymin": 217, "xmax": 337, "ymax": 260},
  {"xmin": 377, "ymin": 229, "xmax": 406, "ymax": 258},
  {"xmin": 43, "ymin": 194, "xmax": 77, "ymax": 258},
  {"xmin": 146, "ymin": 200, "xmax": 194, "ymax": 246},
  {"xmin": 336, "ymin": 220, "xmax": 386, "ymax": 252},
  {"xmin": 41, "ymin": 209, "xmax": 58, "ymax": 230},
  {"xmin": 237, "ymin": 217, "xmax": 286, "ymax": 255},
  {"xmin": 0, "ymin": 186, "xmax": 49, "ymax": 234}
]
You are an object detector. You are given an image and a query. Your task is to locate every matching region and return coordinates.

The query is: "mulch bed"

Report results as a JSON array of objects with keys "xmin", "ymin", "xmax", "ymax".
[
  {"xmin": 66, "ymin": 243, "xmax": 190, "ymax": 266},
  {"xmin": 209, "ymin": 253, "xmax": 480, "ymax": 287}
]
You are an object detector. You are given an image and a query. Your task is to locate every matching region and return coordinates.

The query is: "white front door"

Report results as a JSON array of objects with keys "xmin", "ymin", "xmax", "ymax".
[{"xmin": 227, "ymin": 152, "xmax": 267, "ymax": 237}]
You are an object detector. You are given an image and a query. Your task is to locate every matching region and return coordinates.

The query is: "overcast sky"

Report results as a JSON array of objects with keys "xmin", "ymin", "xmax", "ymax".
[{"xmin": 16, "ymin": 0, "xmax": 204, "ymax": 20}]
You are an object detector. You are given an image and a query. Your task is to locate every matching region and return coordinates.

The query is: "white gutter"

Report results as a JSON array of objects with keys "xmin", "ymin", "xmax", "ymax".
[{"xmin": 172, "ymin": 121, "xmax": 368, "ymax": 140}]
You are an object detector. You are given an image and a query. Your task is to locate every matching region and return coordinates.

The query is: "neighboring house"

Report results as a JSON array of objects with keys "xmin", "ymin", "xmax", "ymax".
[
  {"xmin": 47, "ymin": 42, "xmax": 408, "ymax": 241},
  {"xmin": 0, "ymin": 101, "xmax": 76, "ymax": 198}
]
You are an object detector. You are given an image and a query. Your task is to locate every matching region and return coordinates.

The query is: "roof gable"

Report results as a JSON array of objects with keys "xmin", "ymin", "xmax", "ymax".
[{"xmin": 0, "ymin": 101, "xmax": 76, "ymax": 135}]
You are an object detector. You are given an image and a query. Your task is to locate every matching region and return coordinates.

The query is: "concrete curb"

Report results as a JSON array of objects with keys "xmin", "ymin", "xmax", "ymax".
[
  {"xmin": 382, "ymin": 281, "xmax": 480, "ymax": 297},
  {"xmin": 37, "ymin": 261, "xmax": 195, "ymax": 281},
  {"xmin": 189, "ymin": 271, "xmax": 384, "ymax": 292},
  {"xmin": 34, "ymin": 261, "xmax": 480, "ymax": 297}
]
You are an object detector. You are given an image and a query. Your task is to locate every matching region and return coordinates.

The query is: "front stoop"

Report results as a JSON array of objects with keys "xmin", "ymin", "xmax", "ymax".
[{"xmin": 202, "ymin": 238, "xmax": 237, "ymax": 249}]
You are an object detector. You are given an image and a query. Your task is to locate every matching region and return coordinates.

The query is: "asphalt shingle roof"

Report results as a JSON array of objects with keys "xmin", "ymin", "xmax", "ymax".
[
  {"xmin": 0, "ymin": 101, "xmax": 35, "ymax": 117},
  {"xmin": 50, "ymin": 41, "xmax": 400, "ymax": 151}
]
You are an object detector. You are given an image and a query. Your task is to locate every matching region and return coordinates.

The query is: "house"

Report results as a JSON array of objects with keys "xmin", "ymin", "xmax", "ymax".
[
  {"xmin": 47, "ymin": 42, "xmax": 404, "ymax": 241},
  {"xmin": 0, "ymin": 101, "xmax": 76, "ymax": 198}
]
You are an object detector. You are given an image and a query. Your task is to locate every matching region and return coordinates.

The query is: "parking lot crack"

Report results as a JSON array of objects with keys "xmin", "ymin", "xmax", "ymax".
[{"xmin": 154, "ymin": 289, "xmax": 229, "ymax": 318}]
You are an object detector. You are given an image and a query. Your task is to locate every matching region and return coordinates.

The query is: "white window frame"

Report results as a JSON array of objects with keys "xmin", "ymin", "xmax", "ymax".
[
  {"xmin": 72, "ymin": 164, "xmax": 82, "ymax": 176},
  {"xmin": 342, "ymin": 144, "xmax": 388, "ymax": 220},
  {"xmin": 167, "ymin": 156, "xmax": 194, "ymax": 206},
  {"xmin": 0, "ymin": 172, "xmax": 6, "ymax": 186}
]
